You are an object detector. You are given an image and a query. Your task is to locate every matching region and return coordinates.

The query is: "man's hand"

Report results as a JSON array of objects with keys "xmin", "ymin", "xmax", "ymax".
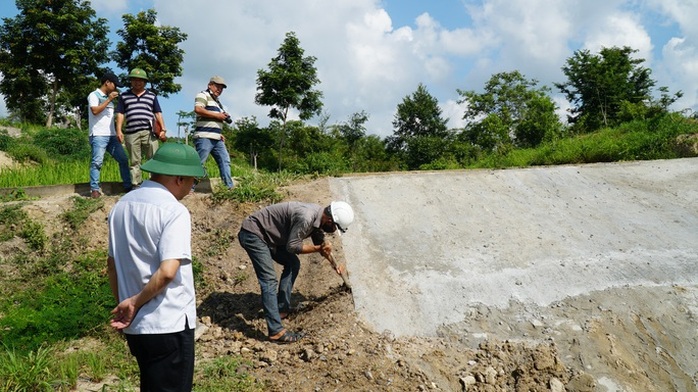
[
  {"xmin": 110, "ymin": 296, "xmax": 138, "ymax": 330},
  {"xmin": 320, "ymin": 241, "xmax": 332, "ymax": 258}
]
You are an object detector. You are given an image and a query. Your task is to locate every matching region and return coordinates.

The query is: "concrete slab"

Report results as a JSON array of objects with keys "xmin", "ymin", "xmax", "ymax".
[{"xmin": 330, "ymin": 158, "xmax": 698, "ymax": 337}]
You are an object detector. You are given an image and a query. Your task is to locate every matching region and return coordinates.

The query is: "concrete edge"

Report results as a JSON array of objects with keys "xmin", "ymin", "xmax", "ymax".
[{"xmin": 0, "ymin": 178, "xmax": 222, "ymax": 198}]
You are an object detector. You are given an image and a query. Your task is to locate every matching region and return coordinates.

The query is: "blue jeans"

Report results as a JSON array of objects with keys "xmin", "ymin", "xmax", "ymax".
[
  {"xmin": 193, "ymin": 137, "xmax": 234, "ymax": 189},
  {"xmin": 89, "ymin": 136, "xmax": 131, "ymax": 191},
  {"xmin": 238, "ymin": 229, "xmax": 300, "ymax": 336}
]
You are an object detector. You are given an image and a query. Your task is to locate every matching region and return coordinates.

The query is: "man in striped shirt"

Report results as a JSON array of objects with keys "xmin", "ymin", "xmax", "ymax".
[
  {"xmin": 192, "ymin": 75, "xmax": 234, "ymax": 190},
  {"xmin": 116, "ymin": 68, "xmax": 168, "ymax": 189}
]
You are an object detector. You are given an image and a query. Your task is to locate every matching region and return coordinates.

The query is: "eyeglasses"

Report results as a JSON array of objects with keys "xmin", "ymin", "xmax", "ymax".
[{"xmin": 193, "ymin": 178, "xmax": 201, "ymax": 186}]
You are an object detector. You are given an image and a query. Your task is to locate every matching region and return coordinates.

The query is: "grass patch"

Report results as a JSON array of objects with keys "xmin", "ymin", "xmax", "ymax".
[
  {"xmin": 194, "ymin": 357, "xmax": 265, "ymax": 392},
  {"xmin": 0, "ymin": 204, "xmax": 47, "ymax": 250},
  {"xmin": 61, "ymin": 196, "xmax": 104, "ymax": 230},
  {"xmin": 210, "ymin": 171, "xmax": 301, "ymax": 204},
  {"xmin": 469, "ymin": 114, "xmax": 696, "ymax": 169},
  {"xmin": 0, "ymin": 344, "xmax": 58, "ymax": 391}
]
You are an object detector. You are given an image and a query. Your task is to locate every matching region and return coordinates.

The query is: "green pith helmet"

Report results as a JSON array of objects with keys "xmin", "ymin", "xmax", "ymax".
[
  {"xmin": 128, "ymin": 68, "xmax": 149, "ymax": 81},
  {"xmin": 141, "ymin": 143, "xmax": 205, "ymax": 177}
]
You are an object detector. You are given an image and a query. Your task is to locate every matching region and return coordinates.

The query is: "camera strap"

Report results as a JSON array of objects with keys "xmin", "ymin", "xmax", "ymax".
[{"xmin": 205, "ymin": 89, "xmax": 225, "ymax": 113}]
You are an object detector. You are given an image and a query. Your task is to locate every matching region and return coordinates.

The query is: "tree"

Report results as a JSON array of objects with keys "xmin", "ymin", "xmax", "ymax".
[
  {"xmin": 458, "ymin": 71, "xmax": 561, "ymax": 151},
  {"xmin": 337, "ymin": 110, "xmax": 368, "ymax": 149},
  {"xmin": 255, "ymin": 31, "xmax": 323, "ymax": 170},
  {"xmin": 112, "ymin": 9, "xmax": 187, "ymax": 97},
  {"xmin": 556, "ymin": 46, "xmax": 658, "ymax": 132},
  {"xmin": 0, "ymin": 0, "xmax": 110, "ymax": 126},
  {"xmin": 233, "ymin": 116, "xmax": 275, "ymax": 170},
  {"xmin": 387, "ymin": 83, "xmax": 449, "ymax": 169}
]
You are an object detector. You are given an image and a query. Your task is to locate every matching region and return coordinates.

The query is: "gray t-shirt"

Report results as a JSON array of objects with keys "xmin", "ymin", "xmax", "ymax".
[{"xmin": 240, "ymin": 202, "xmax": 325, "ymax": 254}]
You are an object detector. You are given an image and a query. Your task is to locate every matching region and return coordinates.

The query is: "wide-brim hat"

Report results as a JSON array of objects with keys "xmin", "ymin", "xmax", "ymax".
[
  {"xmin": 141, "ymin": 143, "xmax": 206, "ymax": 177},
  {"xmin": 128, "ymin": 68, "xmax": 149, "ymax": 81}
]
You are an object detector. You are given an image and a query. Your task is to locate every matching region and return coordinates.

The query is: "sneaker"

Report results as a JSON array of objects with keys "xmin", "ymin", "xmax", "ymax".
[{"xmin": 90, "ymin": 190, "xmax": 101, "ymax": 199}]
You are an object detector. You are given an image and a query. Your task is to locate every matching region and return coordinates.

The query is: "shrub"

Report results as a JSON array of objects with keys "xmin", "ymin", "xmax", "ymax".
[
  {"xmin": 33, "ymin": 128, "xmax": 90, "ymax": 161},
  {"xmin": 7, "ymin": 143, "xmax": 49, "ymax": 164}
]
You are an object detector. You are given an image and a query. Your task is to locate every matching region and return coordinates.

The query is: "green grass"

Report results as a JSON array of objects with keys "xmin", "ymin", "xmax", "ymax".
[
  {"xmin": 0, "ymin": 152, "xmax": 240, "ymax": 188},
  {"xmin": 468, "ymin": 114, "xmax": 695, "ymax": 169},
  {"xmin": 0, "ymin": 158, "xmax": 126, "ymax": 188},
  {"xmin": 0, "ymin": 176, "xmax": 267, "ymax": 392}
]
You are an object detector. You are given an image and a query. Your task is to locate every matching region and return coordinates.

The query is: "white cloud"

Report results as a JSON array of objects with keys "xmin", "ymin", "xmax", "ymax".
[
  {"xmin": 660, "ymin": 37, "xmax": 698, "ymax": 114},
  {"xmin": 582, "ymin": 13, "xmax": 653, "ymax": 62},
  {"xmin": 441, "ymin": 99, "xmax": 468, "ymax": 130},
  {"xmin": 89, "ymin": 0, "xmax": 134, "ymax": 15}
]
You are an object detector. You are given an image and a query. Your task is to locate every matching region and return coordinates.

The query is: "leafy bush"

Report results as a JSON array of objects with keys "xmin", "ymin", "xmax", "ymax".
[
  {"xmin": 7, "ymin": 143, "xmax": 49, "ymax": 164},
  {"xmin": 33, "ymin": 128, "xmax": 90, "ymax": 161},
  {"xmin": 0, "ymin": 130, "xmax": 14, "ymax": 151}
]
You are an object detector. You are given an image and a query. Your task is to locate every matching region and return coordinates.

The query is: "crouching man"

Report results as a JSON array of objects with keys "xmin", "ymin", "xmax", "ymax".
[{"xmin": 238, "ymin": 201, "xmax": 354, "ymax": 343}]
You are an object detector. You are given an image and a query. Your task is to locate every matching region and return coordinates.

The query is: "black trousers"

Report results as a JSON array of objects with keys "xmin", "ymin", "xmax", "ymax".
[{"xmin": 125, "ymin": 322, "xmax": 195, "ymax": 392}]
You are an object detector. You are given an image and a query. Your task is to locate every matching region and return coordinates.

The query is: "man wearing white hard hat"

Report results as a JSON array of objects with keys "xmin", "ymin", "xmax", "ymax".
[{"xmin": 237, "ymin": 201, "xmax": 354, "ymax": 344}]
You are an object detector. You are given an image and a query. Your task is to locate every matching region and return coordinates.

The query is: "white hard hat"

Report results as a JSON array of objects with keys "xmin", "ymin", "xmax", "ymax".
[{"xmin": 330, "ymin": 201, "xmax": 354, "ymax": 233}]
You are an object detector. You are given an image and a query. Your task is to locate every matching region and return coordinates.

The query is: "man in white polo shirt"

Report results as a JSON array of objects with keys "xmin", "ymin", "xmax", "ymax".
[
  {"xmin": 106, "ymin": 142, "xmax": 205, "ymax": 392},
  {"xmin": 87, "ymin": 72, "xmax": 131, "ymax": 198}
]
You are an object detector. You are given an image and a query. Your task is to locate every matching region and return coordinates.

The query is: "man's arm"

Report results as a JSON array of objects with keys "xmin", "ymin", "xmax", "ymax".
[
  {"xmin": 115, "ymin": 113, "xmax": 125, "ymax": 143},
  {"xmin": 194, "ymin": 105, "xmax": 228, "ymax": 122},
  {"xmin": 154, "ymin": 112, "xmax": 167, "ymax": 141},
  {"xmin": 107, "ymin": 256, "xmax": 119, "ymax": 302},
  {"xmin": 109, "ymin": 258, "xmax": 182, "ymax": 330},
  {"xmin": 90, "ymin": 92, "xmax": 118, "ymax": 116}
]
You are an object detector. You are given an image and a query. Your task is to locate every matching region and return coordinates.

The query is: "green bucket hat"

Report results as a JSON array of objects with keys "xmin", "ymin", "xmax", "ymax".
[
  {"xmin": 128, "ymin": 68, "xmax": 149, "ymax": 81},
  {"xmin": 141, "ymin": 143, "xmax": 206, "ymax": 177}
]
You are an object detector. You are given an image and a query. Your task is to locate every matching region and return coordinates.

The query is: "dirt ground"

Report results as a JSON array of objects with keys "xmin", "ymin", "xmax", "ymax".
[{"xmin": 5, "ymin": 178, "xmax": 593, "ymax": 392}]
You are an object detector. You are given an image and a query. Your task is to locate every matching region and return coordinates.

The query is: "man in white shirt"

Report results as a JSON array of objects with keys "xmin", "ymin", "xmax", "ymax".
[
  {"xmin": 107, "ymin": 143, "xmax": 205, "ymax": 392},
  {"xmin": 87, "ymin": 72, "xmax": 131, "ymax": 198}
]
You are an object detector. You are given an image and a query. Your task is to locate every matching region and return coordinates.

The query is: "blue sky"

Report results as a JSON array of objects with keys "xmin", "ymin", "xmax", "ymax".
[{"xmin": 0, "ymin": 0, "xmax": 697, "ymax": 138}]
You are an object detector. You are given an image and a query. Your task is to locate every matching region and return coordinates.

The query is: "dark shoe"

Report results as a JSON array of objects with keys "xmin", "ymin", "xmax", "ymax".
[
  {"xmin": 90, "ymin": 190, "xmax": 101, "ymax": 199},
  {"xmin": 268, "ymin": 329, "xmax": 304, "ymax": 344}
]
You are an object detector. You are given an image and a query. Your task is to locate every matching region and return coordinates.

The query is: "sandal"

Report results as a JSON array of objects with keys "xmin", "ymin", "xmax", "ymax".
[{"xmin": 269, "ymin": 329, "xmax": 304, "ymax": 344}]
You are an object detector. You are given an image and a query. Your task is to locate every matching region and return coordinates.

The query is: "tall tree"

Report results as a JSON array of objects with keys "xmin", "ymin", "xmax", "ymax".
[
  {"xmin": 555, "ymin": 46, "xmax": 655, "ymax": 132},
  {"xmin": 0, "ymin": 0, "xmax": 110, "ymax": 126},
  {"xmin": 112, "ymin": 9, "xmax": 187, "ymax": 97},
  {"xmin": 255, "ymin": 31, "xmax": 323, "ymax": 170},
  {"xmin": 458, "ymin": 71, "xmax": 561, "ymax": 151},
  {"xmin": 387, "ymin": 83, "xmax": 449, "ymax": 169},
  {"xmin": 337, "ymin": 110, "xmax": 369, "ymax": 149}
]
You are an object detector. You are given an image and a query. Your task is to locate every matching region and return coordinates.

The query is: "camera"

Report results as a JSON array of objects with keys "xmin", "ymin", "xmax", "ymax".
[{"xmin": 224, "ymin": 114, "xmax": 233, "ymax": 124}]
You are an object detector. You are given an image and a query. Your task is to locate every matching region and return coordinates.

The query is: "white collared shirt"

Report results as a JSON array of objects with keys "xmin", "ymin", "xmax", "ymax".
[{"xmin": 108, "ymin": 180, "xmax": 196, "ymax": 334}]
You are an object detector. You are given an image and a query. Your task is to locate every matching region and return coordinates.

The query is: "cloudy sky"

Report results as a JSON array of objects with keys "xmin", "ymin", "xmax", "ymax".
[{"xmin": 0, "ymin": 0, "xmax": 697, "ymax": 138}]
